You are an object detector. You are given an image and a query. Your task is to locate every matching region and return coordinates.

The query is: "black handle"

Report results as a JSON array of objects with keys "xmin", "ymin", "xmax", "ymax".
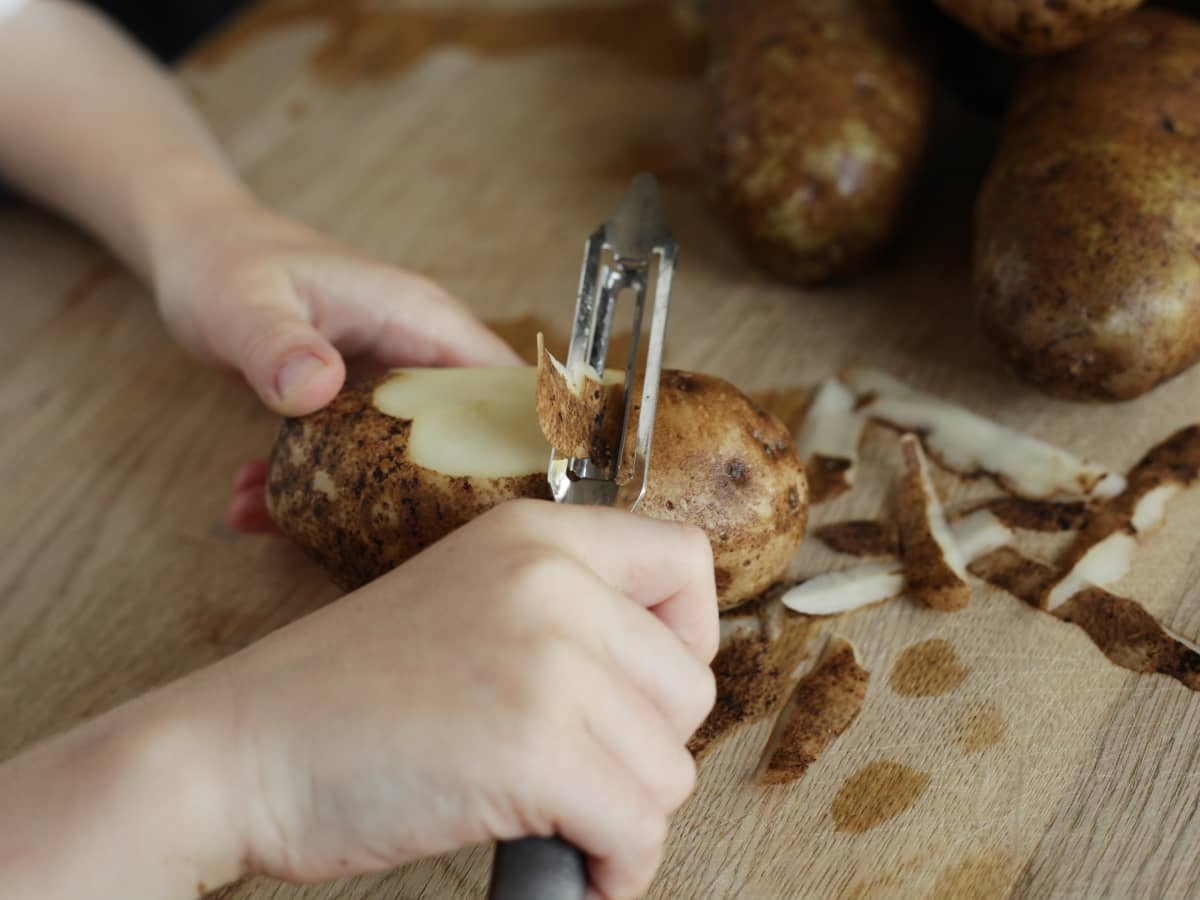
[{"xmin": 488, "ymin": 836, "xmax": 588, "ymax": 900}]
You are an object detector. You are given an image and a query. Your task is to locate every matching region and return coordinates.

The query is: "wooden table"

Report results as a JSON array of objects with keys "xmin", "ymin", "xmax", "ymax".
[{"xmin": 3, "ymin": 2, "xmax": 1200, "ymax": 897}]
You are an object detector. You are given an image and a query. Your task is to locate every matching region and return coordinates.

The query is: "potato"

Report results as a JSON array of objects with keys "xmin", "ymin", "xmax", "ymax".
[
  {"xmin": 934, "ymin": 0, "xmax": 1144, "ymax": 55},
  {"xmin": 707, "ymin": 0, "xmax": 935, "ymax": 283},
  {"xmin": 266, "ymin": 367, "xmax": 808, "ymax": 611},
  {"xmin": 973, "ymin": 10, "xmax": 1200, "ymax": 401}
]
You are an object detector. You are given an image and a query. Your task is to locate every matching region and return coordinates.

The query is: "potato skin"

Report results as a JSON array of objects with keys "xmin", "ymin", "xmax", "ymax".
[
  {"xmin": 934, "ymin": 0, "xmax": 1143, "ymax": 55},
  {"xmin": 973, "ymin": 10, "xmax": 1200, "ymax": 401},
  {"xmin": 266, "ymin": 386, "xmax": 549, "ymax": 592},
  {"xmin": 638, "ymin": 371, "xmax": 808, "ymax": 610},
  {"xmin": 267, "ymin": 369, "xmax": 808, "ymax": 611},
  {"xmin": 707, "ymin": 0, "xmax": 935, "ymax": 283}
]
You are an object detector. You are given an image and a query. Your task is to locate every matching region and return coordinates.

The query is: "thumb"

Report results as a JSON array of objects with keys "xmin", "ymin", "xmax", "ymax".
[{"xmin": 213, "ymin": 280, "xmax": 347, "ymax": 417}]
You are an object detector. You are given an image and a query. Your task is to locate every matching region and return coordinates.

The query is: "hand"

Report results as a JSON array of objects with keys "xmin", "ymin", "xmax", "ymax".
[
  {"xmin": 145, "ymin": 168, "xmax": 522, "ymax": 419},
  {"xmin": 195, "ymin": 501, "xmax": 718, "ymax": 899},
  {"xmin": 0, "ymin": 501, "xmax": 718, "ymax": 900},
  {"xmin": 142, "ymin": 173, "xmax": 523, "ymax": 533},
  {"xmin": 1, "ymin": 4, "xmax": 520, "ymax": 411}
]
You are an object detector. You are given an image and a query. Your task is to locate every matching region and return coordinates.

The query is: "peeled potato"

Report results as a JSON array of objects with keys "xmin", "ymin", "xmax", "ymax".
[{"xmin": 266, "ymin": 367, "xmax": 808, "ymax": 610}]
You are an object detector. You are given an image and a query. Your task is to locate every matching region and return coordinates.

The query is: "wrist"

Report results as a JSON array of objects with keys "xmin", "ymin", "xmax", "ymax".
[
  {"xmin": 130, "ymin": 155, "xmax": 258, "ymax": 294},
  {"xmin": 0, "ymin": 670, "xmax": 246, "ymax": 899},
  {"xmin": 96, "ymin": 671, "xmax": 248, "ymax": 896},
  {"xmin": 127, "ymin": 668, "xmax": 249, "ymax": 890}
]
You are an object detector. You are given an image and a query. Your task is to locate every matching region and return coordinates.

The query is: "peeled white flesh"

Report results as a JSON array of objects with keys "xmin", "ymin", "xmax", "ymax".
[
  {"xmin": 782, "ymin": 563, "xmax": 905, "ymax": 616},
  {"xmin": 1131, "ymin": 484, "xmax": 1180, "ymax": 534},
  {"xmin": 843, "ymin": 368, "xmax": 1125, "ymax": 500},
  {"xmin": 373, "ymin": 368, "xmax": 549, "ymax": 478},
  {"xmin": 719, "ymin": 614, "xmax": 760, "ymax": 648},
  {"xmin": 785, "ymin": 508, "xmax": 1012, "ymax": 618},
  {"xmin": 906, "ymin": 435, "xmax": 968, "ymax": 582},
  {"xmin": 794, "ymin": 377, "xmax": 865, "ymax": 482},
  {"xmin": 949, "ymin": 509, "xmax": 1014, "ymax": 563},
  {"xmin": 545, "ymin": 343, "xmax": 623, "ymax": 395},
  {"xmin": 1046, "ymin": 531, "xmax": 1138, "ymax": 611}
]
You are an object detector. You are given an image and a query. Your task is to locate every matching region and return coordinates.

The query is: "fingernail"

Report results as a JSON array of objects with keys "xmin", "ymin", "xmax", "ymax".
[{"xmin": 275, "ymin": 353, "xmax": 326, "ymax": 402}]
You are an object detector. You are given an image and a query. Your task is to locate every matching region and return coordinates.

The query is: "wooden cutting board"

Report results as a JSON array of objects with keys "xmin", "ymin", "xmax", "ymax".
[{"xmin": 2, "ymin": 2, "xmax": 1199, "ymax": 897}]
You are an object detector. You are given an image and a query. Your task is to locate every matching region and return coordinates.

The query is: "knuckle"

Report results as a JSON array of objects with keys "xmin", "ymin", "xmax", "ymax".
[
  {"xmin": 490, "ymin": 498, "xmax": 552, "ymax": 536},
  {"xmin": 525, "ymin": 633, "xmax": 579, "ymax": 685},
  {"xmin": 686, "ymin": 665, "xmax": 718, "ymax": 730},
  {"xmin": 680, "ymin": 523, "xmax": 715, "ymax": 570},
  {"xmin": 500, "ymin": 677, "xmax": 569, "ymax": 764},
  {"xmin": 510, "ymin": 711, "xmax": 553, "ymax": 762},
  {"xmin": 232, "ymin": 306, "xmax": 304, "ymax": 366},
  {"xmin": 502, "ymin": 636, "xmax": 581, "ymax": 726},
  {"xmin": 663, "ymin": 747, "xmax": 698, "ymax": 809},
  {"xmin": 692, "ymin": 615, "xmax": 720, "ymax": 666},
  {"xmin": 627, "ymin": 807, "xmax": 669, "ymax": 855},
  {"xmin": 505, "ymin": 550, "xmax": 579, "ymax": 607}
]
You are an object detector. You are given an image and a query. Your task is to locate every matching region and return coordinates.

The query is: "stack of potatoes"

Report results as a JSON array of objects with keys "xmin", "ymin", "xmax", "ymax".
[{"xmin": 699, "ymin": 0, "xmax": 1200, "ymax": 402}]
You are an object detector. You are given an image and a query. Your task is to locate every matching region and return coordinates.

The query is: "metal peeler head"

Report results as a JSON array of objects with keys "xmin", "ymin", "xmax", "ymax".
[{"xmin": 548, "ymin": 173, "xmax": 677, "ymax": 511}]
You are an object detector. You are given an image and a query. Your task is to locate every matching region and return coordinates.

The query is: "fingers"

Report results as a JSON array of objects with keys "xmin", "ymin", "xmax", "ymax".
[
  {"xmin": 227, "ymin": 461, "xmax": 279, "ymax": 533},
  {"xmin": 294, "ymin": 257, "xmax": 525, "ymax": 369},
  {"xmin": 521, "ymin": 736, "xmax": 671, "ymax": 900},
  {"xmin": 232, "ymin": 460, "xmax": 269, "ymax": 493},
  {"xmin": 535, "ymin": 564, "xmax": 714, "ymax": 742},
  {"xmin": 227, "ymin": 487, "xmax": 279, "ymax": 533},
  {"xmin": 576, "ymin": 653, "xmax": 699, "ymax": 811},
  {"xmin": 589, "ymin": 599, "xmax": 716, "ymax": 743},
  {"xmin": 205, "ymin": 268, "xmax": 347, "ymax": 416},
  {"xmin": 197, "ymin": 245, "xmax": 521, "ymax": 417},
  {"xmin": 485, "ymin": 547, "xmax": 708, "ymax": 899},
  {"xmin": 495, "ymin": 502, "xmax": 720, "ymax": 664}
]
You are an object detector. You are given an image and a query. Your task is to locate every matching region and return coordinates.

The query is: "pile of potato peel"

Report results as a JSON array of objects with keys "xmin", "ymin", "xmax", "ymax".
[{"xmin": 698, "ymin": 367, "xmax": 1200, "ymax": 783}]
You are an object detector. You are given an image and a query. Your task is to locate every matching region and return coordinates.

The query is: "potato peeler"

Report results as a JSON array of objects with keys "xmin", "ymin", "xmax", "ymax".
[{"xmin": 487, "ymin": 172, "xmax": 677, "ymax": 900}]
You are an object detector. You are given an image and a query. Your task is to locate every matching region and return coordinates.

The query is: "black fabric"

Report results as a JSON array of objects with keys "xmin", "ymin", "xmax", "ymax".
[{"xmin": 84, "ymin": 0, "xmax": 251, "ymax": 61}]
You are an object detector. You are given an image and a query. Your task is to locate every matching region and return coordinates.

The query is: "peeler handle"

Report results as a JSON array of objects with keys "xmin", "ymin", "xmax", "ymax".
[{"xmin": 488, "ymin": 836, "xmax": 588, "ymax": 900}]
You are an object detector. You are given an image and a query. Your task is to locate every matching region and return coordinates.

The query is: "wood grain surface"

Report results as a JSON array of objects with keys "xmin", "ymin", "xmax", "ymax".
[{"xmin": 2, "ymin": 2, "xmax": 1199, "ymax": 898}]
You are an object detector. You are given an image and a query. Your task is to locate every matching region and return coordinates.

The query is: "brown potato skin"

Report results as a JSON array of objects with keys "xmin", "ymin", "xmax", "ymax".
[
  {"xmin": 266, "ymin": 369, "xmax": 808, "ymax": 611},
  {"xmin": 934, "ymin": 0, "xmax": 1143, "ymax": 55},
  {"xmin": 973, "ymin": 10, "xmax": 1200, "ymax": 402},
  {"xmin": 265, "ymin": 386, "xmax": 547, "ymax": 593},
  {"xmin": 638, "ymin": 371, "xmax": 808, "ymax": 610},
  {"xmin": 707, "ymin": 0, "xmax": 935, "ymax": 283}
]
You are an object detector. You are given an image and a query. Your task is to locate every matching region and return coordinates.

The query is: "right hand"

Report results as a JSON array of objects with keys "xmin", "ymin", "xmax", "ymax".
[{"xmin": 190, "ymin": 500, "xmax": 718, "ymax": 899}]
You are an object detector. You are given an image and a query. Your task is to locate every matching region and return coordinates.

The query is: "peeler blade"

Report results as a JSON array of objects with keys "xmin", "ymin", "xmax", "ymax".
[
  {"xmin": 550, "ymin": 172, "xmax": 677, "ymax": 511},
  {"xmin": 607, "ymin": 172, "xmax": 672, "ymax": 265}
]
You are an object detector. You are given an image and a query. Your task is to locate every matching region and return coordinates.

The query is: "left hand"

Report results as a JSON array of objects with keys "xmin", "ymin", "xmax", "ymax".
[
  {"xmin": 152, "ymin": 185, "xmax": 521, "ymax": 415},
  {"xmin": 141, "ymin": 174, "xmax": 522, "ymax": 533}
]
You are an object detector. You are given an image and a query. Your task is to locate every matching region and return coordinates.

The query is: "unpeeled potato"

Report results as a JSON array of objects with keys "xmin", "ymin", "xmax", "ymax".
[
  {"xmin": 266, "ymin": 367, "xmax": 808, "ymax": 610},
  {"xmin": 934, "ymin": 0, "xmax": 1144, "ymax": 55},
  {"xmin": 973, "ymin": 10, "xmax": 1200, "ymax": 401},
  {"xmin": 707, "ymin": 0, "xmax": 936, "ymax": 283}
]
